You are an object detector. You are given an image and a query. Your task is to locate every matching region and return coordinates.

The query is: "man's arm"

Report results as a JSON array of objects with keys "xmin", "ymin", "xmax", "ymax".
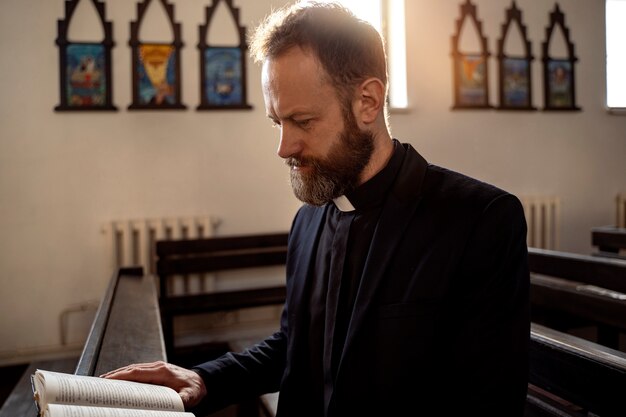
[
  {"xmin": 447, "ymin": 193, "xmax": 530, "ymax": 415},
  {"xmin": 102, "ymin": 329, "xmax": 287, "ymax": 413},
  {"xmin": 190, "ymin": 329, "xmax": 287, "ymax": 413}
]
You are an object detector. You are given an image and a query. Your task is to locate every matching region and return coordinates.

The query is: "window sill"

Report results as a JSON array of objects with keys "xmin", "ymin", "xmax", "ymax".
[{"xmin": 607, "ymin": 107, "xmax": 626, "ymax": 116}]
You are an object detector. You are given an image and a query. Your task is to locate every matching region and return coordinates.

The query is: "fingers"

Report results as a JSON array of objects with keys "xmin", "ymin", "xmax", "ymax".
[
  {"xmin": 101, "ymin": 361, "xmax": 170, "ymax": 384},
  {"xmin": 99, "ymin": 361, "xmax": 207, "ymax": 408}
]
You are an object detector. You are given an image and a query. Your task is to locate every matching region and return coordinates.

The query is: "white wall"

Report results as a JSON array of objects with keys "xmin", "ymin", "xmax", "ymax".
[
  {"xmin": 0, "ymin": 0, "xmax": 624, "ymax": 362},
  {"xmin": 397, "ymin": 0, "xmax": 626, "ymax": 259}
]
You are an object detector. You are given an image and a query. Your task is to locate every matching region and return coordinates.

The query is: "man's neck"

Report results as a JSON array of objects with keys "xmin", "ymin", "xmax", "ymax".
[{"xmin": 358, "ymin": 132, "xmax": 395, "ymax": 185}]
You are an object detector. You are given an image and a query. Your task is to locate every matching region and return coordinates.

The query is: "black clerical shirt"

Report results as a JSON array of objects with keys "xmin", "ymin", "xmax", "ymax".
[{"xmin": 305, "ymin": 140, "xmax": 405, "ymax": 413}]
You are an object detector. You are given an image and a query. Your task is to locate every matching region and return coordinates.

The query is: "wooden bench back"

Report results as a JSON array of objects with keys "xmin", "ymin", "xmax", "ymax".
[
  {"xmin": 156, "ymin": 232, "xmax": 288, "ymax": 295},
  {"xmin": 156, "ymin": 232, "xmax": 289, "ymax": 359},
  {"xmin": 528, "ymin": 247, "xmax": 626, "ymax": 293},
  {"xmin": 528, "ymin": 323, "xmax": 626, "ymax": 417},
  {"xmin": 528, "ymin": 247, "xmax": 626, "ymax": 349}
]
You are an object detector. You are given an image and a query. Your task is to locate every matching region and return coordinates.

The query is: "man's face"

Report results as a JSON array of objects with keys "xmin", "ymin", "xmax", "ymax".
[{"xmin": 262, "ymin": 47, "xmax": 374, "ymax": 206}]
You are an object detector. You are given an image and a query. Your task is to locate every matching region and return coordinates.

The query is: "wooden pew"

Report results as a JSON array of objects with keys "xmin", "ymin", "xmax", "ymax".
[
  {"xmin": 528, "ymin": 247, "xmax": 626, "ymax": 349},
  {"xmin": 591, "ymin": 225, "xmax": 626, "ymax": 259},
  {"xmin": 0, "ymin": 267, "xmax": 164, "ymax": 417},
  {"xmin": 527, "ymin": 323, "xmax": 626, "ymax": 417},
  {"xmin": 156, "ymin": 232, "xmax": 289, "ymax": 362},
  {"xmin": 7, "ymin": 264, "xmax": 622, "ymax": 417}
]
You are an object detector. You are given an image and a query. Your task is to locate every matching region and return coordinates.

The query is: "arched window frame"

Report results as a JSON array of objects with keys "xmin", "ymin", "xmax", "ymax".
[
  {"xmin": 496, "ymin": 1, "xmax": 535, "ymax": 111},
  {"xmin": 197, "ymin": 0, "xmax": 253, "ymax": 111},
  {"xmin": 55, "ymin": 0, "xmax": 116, "ymax": 111},
  {"xmin": 451, "ymin": 0, "xmax": 492, "ymax": 110},
  {"xmin": 128, "ymin": 0, "xmax": 186, "ymax": 110},
  {"xmin": 541, "ymin": 4, "xmax": 580, "ymax": 111}
]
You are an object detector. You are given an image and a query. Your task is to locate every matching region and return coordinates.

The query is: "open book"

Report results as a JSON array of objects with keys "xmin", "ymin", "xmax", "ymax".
[{"xmin": 31, "ymin": 369, "xmax": 194, "ymax": 417}]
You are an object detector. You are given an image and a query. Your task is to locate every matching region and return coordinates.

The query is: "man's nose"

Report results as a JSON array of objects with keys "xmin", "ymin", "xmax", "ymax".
[{"xmin": 277, "ymin": 125, "xmax": 301, "ymax": 159}]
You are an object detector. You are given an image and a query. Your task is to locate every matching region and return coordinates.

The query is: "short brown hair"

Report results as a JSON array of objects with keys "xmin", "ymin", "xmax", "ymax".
[{"xmin": 249, "ymin": 1, "xmax": 388, "ymax": 107}]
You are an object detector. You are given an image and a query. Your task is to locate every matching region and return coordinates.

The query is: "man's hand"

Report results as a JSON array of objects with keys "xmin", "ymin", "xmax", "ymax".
[{"xmin": 101, "ymin": 361, "xmax": 207, "ymax": 409}]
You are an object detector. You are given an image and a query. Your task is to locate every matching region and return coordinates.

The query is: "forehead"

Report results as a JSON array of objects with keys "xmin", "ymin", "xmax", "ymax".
[
  {"xmin": 261, "ymin": 47, "xmax": 335, "ymax": 114},
  {"xmin": 262, "ymin": 46, "xmax": 324, "ymax": 84}
]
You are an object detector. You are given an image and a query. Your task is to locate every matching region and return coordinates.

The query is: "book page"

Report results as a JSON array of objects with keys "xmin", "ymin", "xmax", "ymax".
[
  {"xmin": 34, "ymin": 370, "xmax": 184, "ymax": 412},
  {"xmin": 44, "ymin": 404, "xmax": 193, "ymax": 417}
]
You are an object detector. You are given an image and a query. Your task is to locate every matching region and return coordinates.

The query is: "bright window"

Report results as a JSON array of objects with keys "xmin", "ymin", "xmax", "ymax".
[
  {"xmin": 317, "ymin": 0, "xmax": 408, "ymax": 109},
  {"xmin": 606, "ymin": 0, "xmax": 626, "ymax": 109}
]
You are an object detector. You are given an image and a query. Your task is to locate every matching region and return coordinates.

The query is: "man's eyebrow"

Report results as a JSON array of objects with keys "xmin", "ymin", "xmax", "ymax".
[{"xmin": 267, "ymin": 111, "xmax": 315, "ymax": 122}]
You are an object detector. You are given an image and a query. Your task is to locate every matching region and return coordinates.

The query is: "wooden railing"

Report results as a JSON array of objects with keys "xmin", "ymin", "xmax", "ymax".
[{"xmin": 76, "ymin": 267, "xmax": 166, "ymax": 376}]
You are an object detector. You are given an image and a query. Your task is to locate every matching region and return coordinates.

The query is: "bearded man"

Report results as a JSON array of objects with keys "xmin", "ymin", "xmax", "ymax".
[{"xmin": 104, "ymin": 3, "xmax": 530, "ymax": 416}]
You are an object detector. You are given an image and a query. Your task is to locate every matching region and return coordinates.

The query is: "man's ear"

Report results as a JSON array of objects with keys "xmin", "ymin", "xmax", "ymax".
[{"xmin": 355, "ymin": 77, "xmax": 385, "ymax": 125}]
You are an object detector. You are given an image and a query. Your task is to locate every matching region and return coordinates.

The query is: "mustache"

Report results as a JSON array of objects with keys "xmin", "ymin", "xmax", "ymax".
[{"xmin": 286, "ymin": 156, "xmax": 317, "ymax": 168}]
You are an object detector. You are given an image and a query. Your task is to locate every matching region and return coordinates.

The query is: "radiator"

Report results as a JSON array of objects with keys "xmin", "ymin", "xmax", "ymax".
[
  {"xmin": 102, "ymin": 216, "xmax": 222, "ymax": 295},
  {"xmin": 520, "ymin": 196, "xmax": 560, "ymax": 250},
  {"xmin": 617, "ymin": 194, "xmax": 626, "ymax": 228}
]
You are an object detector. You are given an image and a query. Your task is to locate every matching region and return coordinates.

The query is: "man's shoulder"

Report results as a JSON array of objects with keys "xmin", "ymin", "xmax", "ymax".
[
  {"xmin": 399, "ymin": 143, "xmax": 512, "ymax": 204},
  {"xmin": 428, "ymin": 163, "xmax": 508, "ymax": 195},
  {"xmin": 294, "ymin": 203, "xmax": 325, "ymax": 219},
  {"xmin": 414, "ymin": 164, "xmax": 526, "ymax": 235},
  {"xmin": 289, "ymin": 203, "xmax": 325, "ymax": 236},
  {"xmin": 422, "ymin": 163, "xmax": 519, "ymax": 211}
]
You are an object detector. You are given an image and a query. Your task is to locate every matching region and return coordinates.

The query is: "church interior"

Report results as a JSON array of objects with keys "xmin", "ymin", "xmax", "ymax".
[{"xmin": 1, "ymin": 0, "xmax": 625, "ymax": 416}]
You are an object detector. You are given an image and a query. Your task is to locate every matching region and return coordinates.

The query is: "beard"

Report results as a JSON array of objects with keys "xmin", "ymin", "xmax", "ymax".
[{"xmin": 286, "ymin": 111, "xmax": 375, "ymax": 206}]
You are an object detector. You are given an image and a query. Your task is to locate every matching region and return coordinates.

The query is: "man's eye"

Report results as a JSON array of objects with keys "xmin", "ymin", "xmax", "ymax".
[{"xmin": 295, "ymin": 119, "xmax": 311, "ymax": 128}]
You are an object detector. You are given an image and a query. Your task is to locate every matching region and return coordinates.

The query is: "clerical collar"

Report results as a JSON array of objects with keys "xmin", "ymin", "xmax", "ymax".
[
  {"xmin": 332, "ymin": 139, "xmax": 405, "ymax": 213},
  {"xmin": 333, "ymin": 195, "xmax": 356, "ymax": 212}
]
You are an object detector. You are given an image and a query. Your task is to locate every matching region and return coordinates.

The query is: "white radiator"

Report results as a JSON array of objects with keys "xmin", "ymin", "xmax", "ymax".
[
  {"xmin": 520, "ymin": 196, "xmax": 560, "ymax": 250},
  {"xmin": 102, "ymin": 216, "xmax": 222, "ymax": 295},
  {"xmin": 617, "ymin": 194, "xmax": 626, "ymax": 228}
]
